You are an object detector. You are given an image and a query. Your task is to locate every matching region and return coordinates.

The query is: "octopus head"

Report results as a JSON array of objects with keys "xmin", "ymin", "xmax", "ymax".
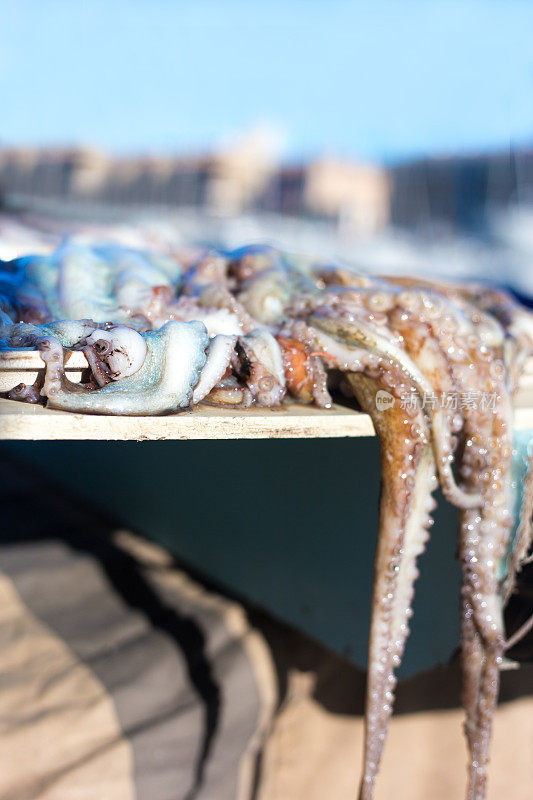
[{"xmin": 85, "ymin": 325, "xmax": 147, "ymax": 384}]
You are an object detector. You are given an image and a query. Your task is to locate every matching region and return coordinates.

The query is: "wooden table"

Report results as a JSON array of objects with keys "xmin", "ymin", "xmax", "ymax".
[{"xmin": 2, "ymin": 349, "xmax": 533, "ymax": 440}]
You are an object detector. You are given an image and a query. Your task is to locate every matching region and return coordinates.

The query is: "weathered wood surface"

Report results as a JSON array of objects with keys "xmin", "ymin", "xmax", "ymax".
[
  {"xmin": 0, "ymin": 398, "xmax": 376, "ymax": 441},
  {"xmin": 2, "ymin": 349, "xmax": 533, "ymax": 440}
]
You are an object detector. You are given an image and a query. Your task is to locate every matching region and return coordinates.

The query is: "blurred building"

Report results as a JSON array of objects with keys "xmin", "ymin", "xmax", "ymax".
[
  {"xmin": 207, "ymin": 127, "xmax": 281, "ymax": 215},
  {"xmin": 304, "ymin": 158, "xmax": 391, "ymax": 235},
  {"xmin": 0, "ymin": 147, "xmax": 84, "ymax": 199},
  {"xmin": 0, "ymin": 142, "xmax": 531, "ymax": 234},
  {"xmin": 257, "ymin": 166, "xmax": 307, "ymax": 216},
  {"xmin": 390, "ymin": 149, "xmax": 533, "ymax": 232}
]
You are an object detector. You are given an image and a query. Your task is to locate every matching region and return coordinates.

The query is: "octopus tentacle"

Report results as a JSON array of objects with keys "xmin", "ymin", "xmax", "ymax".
[
  {"xmin": 460, "ymin": 606, "xmax": 485, "ymax": 799},
  {"xmin": 346, "ymin": 371, "xmax": 436, "ymax": 800},
  {"xmin": 457, "ymin": 375, "xmax": 514, "ymax": 800},
  {"xmin": 308, "ymin": 314, "xmax": 481, "ymax": 510},
  {"xmin": 306, "ymin": 315, "xmax": 438, "ymax": 800},
  {"xmin": 459, "ymin": 529, "xmax": 505, "ymax": 800},
  {"xmin": 192, "ymin": 334, "xmax": 237, "ymax": 404},
  {"xmin": 277, "ymin": 319, "xmax": 334, "ymax": 407},
  {"xmin": 9, "ymin": 318, "xmax": 100, "ymax": 349},
  {"xmin": 9, "ymin": 320, "xmax": 210, "ymax": 415},
  {"xmin": 5, "ymin": 380, "xmax": 43, "ymax": 403},
  {"xmin": 394, "ymin": 291, "xmax": 521, "ymax": 798},
  {"xmin": 459, "ymin": 615, "xmax": 500, "ymax": 800},
  {"xmin": 505, "ymin": 612, "xmax": 533, "ymax": 650},
  {"xmin": 234, "ymin": 329, "xmax": 286, "ymax": 406},
  {"xmin": 307, "ymin": 302, "xmax": 517, "ymax": 800}
]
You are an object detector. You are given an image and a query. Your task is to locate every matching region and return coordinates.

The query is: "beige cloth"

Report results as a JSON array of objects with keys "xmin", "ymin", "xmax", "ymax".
[
  {"xmin": 0, "ymin": 550, "xmax": 531, "ymax": 800},
  {"xmin": 258, "ymin": 668, "xmax": 533, "ymax": 800},
  {"xmin": 0, "ymin": 574, "xmax": 135, "ymax": 800}
]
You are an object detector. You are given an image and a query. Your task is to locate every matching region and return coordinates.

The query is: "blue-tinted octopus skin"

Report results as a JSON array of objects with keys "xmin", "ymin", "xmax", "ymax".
[
  {"xmin": 41, "ymin": 320, "xmax": 208, "ymax": 415},
  {"xmin": 56, "ymin": 244, "xmax": 127, "ymax": 323},
  {"xmin": 8, "ymin": 319, "xmax": 100, "ymax": 349},
  {"xmin": 93, "ymin": 244, "xmax": 182, "ymax": 285},
  {"xmin": 4, "ymin": 243, "xmax": 183, "ymax": 327}
]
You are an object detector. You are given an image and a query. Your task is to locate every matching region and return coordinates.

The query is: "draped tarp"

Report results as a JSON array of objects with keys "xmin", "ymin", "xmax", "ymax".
[{"xmin": 0, "ymin": 456, "xmax": 531, "ymax": 800}]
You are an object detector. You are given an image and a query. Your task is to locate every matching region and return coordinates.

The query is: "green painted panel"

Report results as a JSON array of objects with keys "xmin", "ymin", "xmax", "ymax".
[{"xmin": 3, "ymin": 438, "xmax": 462, "ymax": 676}]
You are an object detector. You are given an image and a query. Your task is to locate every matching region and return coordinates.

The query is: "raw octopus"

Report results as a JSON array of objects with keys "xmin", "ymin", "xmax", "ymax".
[{"xmin": 1, "ymin": 240, "xmax": 533, "ymax": 800}]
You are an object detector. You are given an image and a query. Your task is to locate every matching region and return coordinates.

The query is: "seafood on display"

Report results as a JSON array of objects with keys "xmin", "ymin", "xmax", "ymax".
[{"xmin": 1, "ymin": 240, "xmax": 533, "ymax": 800}]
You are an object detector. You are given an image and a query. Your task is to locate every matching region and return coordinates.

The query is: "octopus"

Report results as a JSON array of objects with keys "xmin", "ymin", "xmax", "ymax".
[{"xmin": 1, "ymin": 240, "xmax": 533, "ymax": 800}]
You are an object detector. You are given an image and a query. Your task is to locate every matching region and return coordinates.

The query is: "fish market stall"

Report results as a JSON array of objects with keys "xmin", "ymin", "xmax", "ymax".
[{"xmin": 1, "ymin": 229, "xmax": 533, "ymax": 800}]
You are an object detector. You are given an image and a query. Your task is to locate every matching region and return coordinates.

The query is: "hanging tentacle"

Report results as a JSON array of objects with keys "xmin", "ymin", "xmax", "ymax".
[
  {"xmin": 460, "ymin": 603, "xmax": 487, "ymax": 800},
  {"xmin": 457, "ymin": 382, "xmax": 514, "ymax": 800},
  {"xmin": 346, "ymin": 372, "xmax": 436, "ymax": 800},
  {"xmin": 308, "ymin": 314, "xmax": 481, "ymax": 509},
  {"xmin": 459, "ymin": 510, "xmax": 506, "ymax": 800},
  {"xmin": 306, "ymin": 314, "xmax": 439, "ymax": 800}
]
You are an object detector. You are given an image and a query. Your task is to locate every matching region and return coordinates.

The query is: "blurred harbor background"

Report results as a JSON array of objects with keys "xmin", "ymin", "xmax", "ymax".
[
  {"xmin": 1, "ymin": 0, "xmax": 532, "ymax": 282},
  {"xmin": 2, "ymin": 137, "xmax": 532, "ymax": 236},
  {"xmin": 2, "ymin": 137, "xmax": 533, "ymax": 297}
]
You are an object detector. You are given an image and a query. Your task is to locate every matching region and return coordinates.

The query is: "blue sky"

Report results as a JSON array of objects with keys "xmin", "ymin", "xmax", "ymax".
[{"xmin": 1, "ymin": 0, "xmax": 532, "ymax": 163}]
